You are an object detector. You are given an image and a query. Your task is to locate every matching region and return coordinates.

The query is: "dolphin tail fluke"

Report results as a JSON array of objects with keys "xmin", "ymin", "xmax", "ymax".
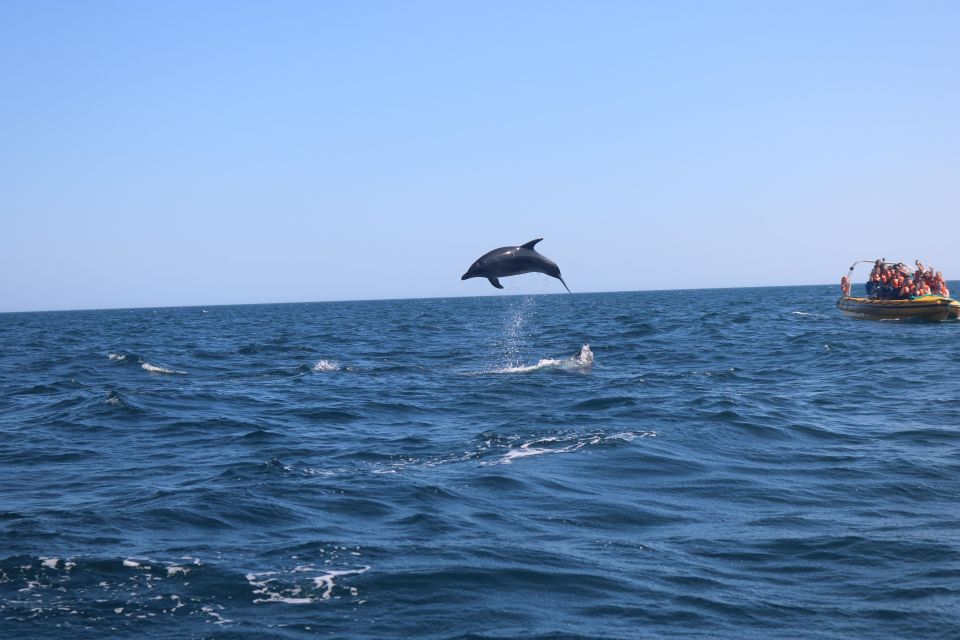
[
  {"xmin": 488, "ymin": 277, "xmax": 504, "ymax": 289},
  {"xmin": 557, "ymin": 275, "xmax": 571, "ymax": 294}
]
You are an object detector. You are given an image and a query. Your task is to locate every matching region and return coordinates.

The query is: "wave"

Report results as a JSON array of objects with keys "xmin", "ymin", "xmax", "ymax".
[
  {"xmin": 108, "ymin": 351, "xmax": 186, "ymax": 374},
  {"xmin": 482, "ymin": 429, "xmax": 655, "ymax": 466},
  {"xmin": 495, "ymin": 344, "xmax": 594, "ymax": 374}
]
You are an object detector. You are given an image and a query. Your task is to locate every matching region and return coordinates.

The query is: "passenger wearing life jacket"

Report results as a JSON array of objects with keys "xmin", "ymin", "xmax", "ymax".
[
  {"xmin": 882, "ymin": 267, "xmax": 899, "ymax": 299},
  {"xmin": 840, "ymin": 275, "xmax": 851, "ymax": 296},
  {"xmin": 898, "ymin": 280, "xmax": 915, "ymax": 299},
  {"xmin": 933, "ymin": 272, "xmax": 950, "ymax": 297},
  {"xmin": 867, "ymin": 267, "xmax": 882, "ymax": 297}
]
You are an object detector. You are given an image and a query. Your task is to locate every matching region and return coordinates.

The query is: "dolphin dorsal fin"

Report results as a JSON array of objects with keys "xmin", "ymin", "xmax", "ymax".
[{"xmin": 520, "ymin": 238, "xmax": 543, "ymax": 250}]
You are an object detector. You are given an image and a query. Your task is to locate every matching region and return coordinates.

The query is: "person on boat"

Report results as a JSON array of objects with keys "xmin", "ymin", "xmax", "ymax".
[
  {"xmin": 933, "ymin": 272, "xmax": 950, "ymax": 297},
  {"xmin": 913, "ymin": 268, "xmax": 925, "ymax": 287},
  {"xmin": 840, "ymin": 275, "xmax": 851, "ymax": 296},
  {"xmin": 897, "ymin": 280, "xmax": 915, "ymax": 300},
  {"xmin": 880, "ymin": 268, "xmax": 898, "ymax": 299},
  {"xmin": 866, "ymin": 274, "xmax": 876, "ymax": 296},
  {"xmin": 890, "ymin": 272, "xmax": 902, "ymax": 292},
  {"xmin": 867, "ymin": 261, "xmax": 887, "ymax": 298}
]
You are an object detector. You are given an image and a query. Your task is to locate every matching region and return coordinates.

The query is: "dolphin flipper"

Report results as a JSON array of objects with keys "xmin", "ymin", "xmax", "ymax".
[{"xmin": 488, "ymin": 277, "xmax": 504, "ymax": 289}]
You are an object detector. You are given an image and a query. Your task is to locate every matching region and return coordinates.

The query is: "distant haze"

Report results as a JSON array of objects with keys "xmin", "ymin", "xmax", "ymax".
[{"xmin": 2, "ymin": 1, "xmax": 957, "ymax": 312}]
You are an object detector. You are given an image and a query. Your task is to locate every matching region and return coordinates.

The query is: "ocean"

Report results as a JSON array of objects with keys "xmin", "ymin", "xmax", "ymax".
[{"xmin": 1, "ymin": 286, "xmax": 958, "ymax": 639}]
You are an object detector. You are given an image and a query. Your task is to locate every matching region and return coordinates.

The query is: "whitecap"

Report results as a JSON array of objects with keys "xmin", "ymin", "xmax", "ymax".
[{"xmin": 107, "ymin": 353, "xmax": 127, "ymax": 361}]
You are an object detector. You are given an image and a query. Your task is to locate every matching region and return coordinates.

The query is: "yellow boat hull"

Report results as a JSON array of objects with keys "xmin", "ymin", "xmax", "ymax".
[{"xmin": 837, "ymin": 295, "xmax": 960, "ymax": 321}]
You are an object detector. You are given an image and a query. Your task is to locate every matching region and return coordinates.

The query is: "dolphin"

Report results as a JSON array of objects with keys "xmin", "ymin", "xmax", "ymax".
[{"xmin": 461, "ymin": 238, "xmax": 571, "ymax": 293}]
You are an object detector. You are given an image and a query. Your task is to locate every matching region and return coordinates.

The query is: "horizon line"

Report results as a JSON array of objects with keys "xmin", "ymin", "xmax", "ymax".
[{"xmin": 0, "ymin": 282, "xmax": 845, "ymax": 315}]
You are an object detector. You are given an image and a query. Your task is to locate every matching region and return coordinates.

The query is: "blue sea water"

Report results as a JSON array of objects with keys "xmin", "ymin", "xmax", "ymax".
[{"xmin": 1, "ymin": 286, "xmax": 959, "ymax": 639}]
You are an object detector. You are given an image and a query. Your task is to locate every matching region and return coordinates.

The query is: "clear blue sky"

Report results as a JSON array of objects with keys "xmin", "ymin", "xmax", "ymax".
[{"xmin": 1, "ymin": 1, "xmax": 957, "ymax": 312}]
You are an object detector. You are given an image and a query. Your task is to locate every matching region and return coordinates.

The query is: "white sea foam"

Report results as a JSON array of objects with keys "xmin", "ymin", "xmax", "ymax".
[
  {"xmin": 141, "ymin": 362, "xmax": 186, "ymax": 375},
  {"xmin": 107, "ymin": 353, "xmax": 127, "ymax": 361},
  {"xmin": 312, "ymin": 359, "xmax": 341, "ymax": 372},
  {"xmin": 246, "ymin": 565, "xmax": 369, "ymax": 604},
  {"xmin": 39, "ymin": 557, "xmax": 59, "ymax": 569},
  {"xmin": 313, "ymin": 567, "xmax": 370, "ymax": 600},
  {"xmin": 122, "ymin": 559, "xmax": 141, "ymax": 568},
  {"xmin": 201, "ymin": 605, "xmax": 232, "ymax": 625}
]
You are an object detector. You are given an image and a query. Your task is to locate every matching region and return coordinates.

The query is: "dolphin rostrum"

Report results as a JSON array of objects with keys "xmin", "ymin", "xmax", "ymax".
[{"xmin": 461, "ymin": 238, "xmax": 571, "ymax": 293}]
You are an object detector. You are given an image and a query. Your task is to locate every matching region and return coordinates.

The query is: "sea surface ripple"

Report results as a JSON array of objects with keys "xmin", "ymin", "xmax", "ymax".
[{"xmin": 1, "ymin": 286, "xmax": 958, "ymax": 639}]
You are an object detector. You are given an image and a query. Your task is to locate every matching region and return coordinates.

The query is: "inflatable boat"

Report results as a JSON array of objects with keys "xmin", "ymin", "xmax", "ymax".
[{"xmin": 837, "ymin": 295, "xmax": 960, "ymax": 321}]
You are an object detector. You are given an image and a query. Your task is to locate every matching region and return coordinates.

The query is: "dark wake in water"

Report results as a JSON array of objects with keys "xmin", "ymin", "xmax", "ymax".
[{"xmin": 1, "ymin": 287, "xmax": 959, "ymax": 639}]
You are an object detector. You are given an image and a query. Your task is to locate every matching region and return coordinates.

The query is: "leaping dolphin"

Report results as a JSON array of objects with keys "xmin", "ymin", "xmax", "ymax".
[{"xmin": 461, "ymin": 238, "xmax": 571, "ymax": 293}]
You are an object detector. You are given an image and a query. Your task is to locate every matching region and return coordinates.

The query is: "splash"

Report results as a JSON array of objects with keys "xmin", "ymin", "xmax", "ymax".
[
  {"xmin": 495, "ymin": 344, "xmax": 594, "ymax": 373},
  {"xmin": 574, "ymin": 343, "xmax": 594, "ymax": 367},
  {"xmin": 498, "ymin": 296, "xmax": 536, "ymax": 369},
  {"xmin": 312, "ymin": 359, "xmax": 341, "ymax": 372}
]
